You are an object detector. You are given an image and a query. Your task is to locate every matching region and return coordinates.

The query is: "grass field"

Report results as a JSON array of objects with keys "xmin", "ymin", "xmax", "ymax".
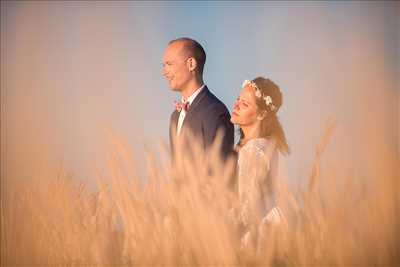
[{"xmin": 1, "ymin": 127, "xmax": 398, "ymax": 266}]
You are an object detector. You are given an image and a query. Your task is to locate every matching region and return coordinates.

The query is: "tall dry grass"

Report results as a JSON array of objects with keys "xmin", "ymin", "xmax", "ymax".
[{"xmin": 1, "ymin": 124, "xmax": 399, "ymax": 266}]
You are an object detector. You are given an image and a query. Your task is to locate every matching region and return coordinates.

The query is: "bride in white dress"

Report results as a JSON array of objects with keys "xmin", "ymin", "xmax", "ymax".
[{"xmin": 230, "ymin": 77, "xmax": 290, "ymax": 254}]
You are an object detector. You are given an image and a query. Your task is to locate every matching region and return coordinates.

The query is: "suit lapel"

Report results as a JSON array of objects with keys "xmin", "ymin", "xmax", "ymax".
[
  {"xmin": 182, "ymin": 86, "xmax": 209, "ymax": 127},
  {"xmin": 170, "ymin": 109, "xmax": 179, "ymax": 140},
  {"xmin": 187, "ymin": 86, "xmax": 208, "ymax": 114},
  {"xmin": 176, "ymin": 86, "xmax": 209, "ymax": 137}
]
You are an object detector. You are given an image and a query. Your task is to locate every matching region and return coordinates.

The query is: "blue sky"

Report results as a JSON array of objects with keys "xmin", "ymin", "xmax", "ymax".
[{"xmin": 1, "ymin": 1, "xmax": 399, "ymax": 189}]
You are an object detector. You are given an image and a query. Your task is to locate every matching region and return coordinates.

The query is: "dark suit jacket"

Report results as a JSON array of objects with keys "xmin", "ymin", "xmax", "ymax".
[{"xmin": 169, "ymin": 86, "xmax": 234, "ymax": 160}]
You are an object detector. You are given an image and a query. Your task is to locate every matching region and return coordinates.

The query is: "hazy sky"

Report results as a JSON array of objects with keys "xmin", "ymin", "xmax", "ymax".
[{"xmin": 1, "ymin": 1, "xmax": 399, "ymax": 189}]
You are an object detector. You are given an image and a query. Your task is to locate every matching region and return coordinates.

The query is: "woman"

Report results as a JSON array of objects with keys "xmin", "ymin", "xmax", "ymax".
[{"xmin": 230, "ymin": 76, "xmax": 290, "ymax": 253}]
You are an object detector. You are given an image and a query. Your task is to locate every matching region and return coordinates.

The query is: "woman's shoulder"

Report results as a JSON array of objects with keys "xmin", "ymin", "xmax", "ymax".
[
  {"xmin": 242, "ymin": 138, "xmax": 276, "ymax": 151},
  {"xmin": 239, "ymin": 138, "xmax": 277, "ymax": 159}
]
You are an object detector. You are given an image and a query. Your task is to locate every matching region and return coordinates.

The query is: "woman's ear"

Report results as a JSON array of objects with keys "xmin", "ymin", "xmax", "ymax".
[{"xmin": 257, "ymin": 110, "xmax": 267, "ymax": 121}]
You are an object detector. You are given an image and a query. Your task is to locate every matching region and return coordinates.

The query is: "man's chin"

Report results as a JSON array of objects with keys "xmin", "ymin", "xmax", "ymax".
[{"xmin": 169, "ymin": 86, "xmax": 180, "ymax": 92}]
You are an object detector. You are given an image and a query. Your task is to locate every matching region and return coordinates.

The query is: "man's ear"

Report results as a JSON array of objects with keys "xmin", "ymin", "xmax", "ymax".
[
  {"xmin": 257, "ymin": 111, "xmax": 267, "ymax": 121},
  {"xmin": 187, "ymin": 57, "xmax": 197, "ymax": 72}
]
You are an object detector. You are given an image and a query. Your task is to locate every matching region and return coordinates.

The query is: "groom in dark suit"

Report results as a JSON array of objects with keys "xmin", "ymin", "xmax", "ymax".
[{"xmin": 162, "ymin": 37, "xmax": 234, "ymax": 160}]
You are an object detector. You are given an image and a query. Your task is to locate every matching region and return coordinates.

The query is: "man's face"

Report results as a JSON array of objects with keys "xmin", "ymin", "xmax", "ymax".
[{"xmin": 162, "ymin": 42, "xmax": 191, "ymax": 92}]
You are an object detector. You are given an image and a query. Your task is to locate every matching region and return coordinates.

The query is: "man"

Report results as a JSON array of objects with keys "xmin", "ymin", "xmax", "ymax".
[{"xmin": 162, "ymin": 37, "xmax": 234, "ymax": 160}]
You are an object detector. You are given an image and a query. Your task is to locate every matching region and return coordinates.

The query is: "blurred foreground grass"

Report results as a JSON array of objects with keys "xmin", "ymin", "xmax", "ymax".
[{"xmin": 1, "ymin": 125, "xmax": 398, "ymax": 266}]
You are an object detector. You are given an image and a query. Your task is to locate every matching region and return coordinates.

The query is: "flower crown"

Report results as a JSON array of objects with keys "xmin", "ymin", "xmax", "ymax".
[{"xmin": 242, "ymin": 80, "xmax": 276, "ymax": 111}]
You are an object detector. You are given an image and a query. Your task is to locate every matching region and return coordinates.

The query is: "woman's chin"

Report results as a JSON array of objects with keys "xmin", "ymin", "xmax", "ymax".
[{"xmin": 230, "ymin": 117, "xmax": 238, "ymax": 125}]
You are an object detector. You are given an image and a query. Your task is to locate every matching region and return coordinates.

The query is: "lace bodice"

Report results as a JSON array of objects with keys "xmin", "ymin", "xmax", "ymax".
[{"xmin": 237, "ymin": 138, "xmax": 279, "ymax": 228}]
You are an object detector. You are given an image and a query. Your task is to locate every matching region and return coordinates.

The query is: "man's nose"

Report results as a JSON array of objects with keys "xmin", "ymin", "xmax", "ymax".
[{"xmin": 162, "ymin": 65, "xmax": 168, "ymax": 76}]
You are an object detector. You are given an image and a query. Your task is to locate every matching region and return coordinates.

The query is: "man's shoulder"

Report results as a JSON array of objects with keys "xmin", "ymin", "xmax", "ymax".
[{"xmin": 199, "ymin": 87, "xmax": 230, "ymax": 115}]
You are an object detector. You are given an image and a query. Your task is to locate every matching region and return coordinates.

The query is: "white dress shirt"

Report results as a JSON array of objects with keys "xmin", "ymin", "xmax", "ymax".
[{"xmin": 177, "ymin": 84, "xmax": 205, "ymax": 136}]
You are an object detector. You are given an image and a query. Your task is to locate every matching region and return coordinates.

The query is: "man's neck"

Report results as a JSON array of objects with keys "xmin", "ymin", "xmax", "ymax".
[{"xmin": 181, "ymin": 78, "xmax": 204, "ymax": 100}]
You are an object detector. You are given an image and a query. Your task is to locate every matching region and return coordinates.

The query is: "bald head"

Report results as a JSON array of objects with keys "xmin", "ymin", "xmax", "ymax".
[{"xmin": 169, "ymin": 38, "xmax": 206, "ymax": 76}]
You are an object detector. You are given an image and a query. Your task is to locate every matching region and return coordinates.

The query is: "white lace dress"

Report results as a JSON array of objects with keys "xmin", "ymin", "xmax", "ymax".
[{"xmin": 236, "ymin": 138, "xmax": 286, "ymax": 251}]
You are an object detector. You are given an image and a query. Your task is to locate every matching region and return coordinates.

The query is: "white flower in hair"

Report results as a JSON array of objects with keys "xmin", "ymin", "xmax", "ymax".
[
  {"xmin": 242, "ymin": 80, "xmax": 251, "ymax": 88},
  {"xmin": 255, "ymin": 89, "xmax": 262, "ymax": 98},
  {"xmin": 242, "ymin": 79, "xmax": 276, "ymax": 111},
  {"xmin": 242, "ymin": 79, "xmax": 261, "ymax": 96},
  {"xmin": 264, "ymin": 95, "xmax": 272, "ymax": 105}
]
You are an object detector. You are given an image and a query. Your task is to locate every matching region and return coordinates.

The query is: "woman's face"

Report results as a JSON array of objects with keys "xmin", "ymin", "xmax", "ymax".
[{"xmin": 230, "ymin": 85, "xmax": 259, "ymax": 126}]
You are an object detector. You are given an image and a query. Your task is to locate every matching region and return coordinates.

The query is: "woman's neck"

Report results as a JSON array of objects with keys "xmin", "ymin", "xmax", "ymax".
[{"xmin": 240, "ymin": 124, "xmax": 261, "ymax": 145}]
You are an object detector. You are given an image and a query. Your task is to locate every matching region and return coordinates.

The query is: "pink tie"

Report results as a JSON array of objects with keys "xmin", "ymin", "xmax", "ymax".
[{"xmin": 174, "ymin": 100, "xmax": 189, "ymax": 112}]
